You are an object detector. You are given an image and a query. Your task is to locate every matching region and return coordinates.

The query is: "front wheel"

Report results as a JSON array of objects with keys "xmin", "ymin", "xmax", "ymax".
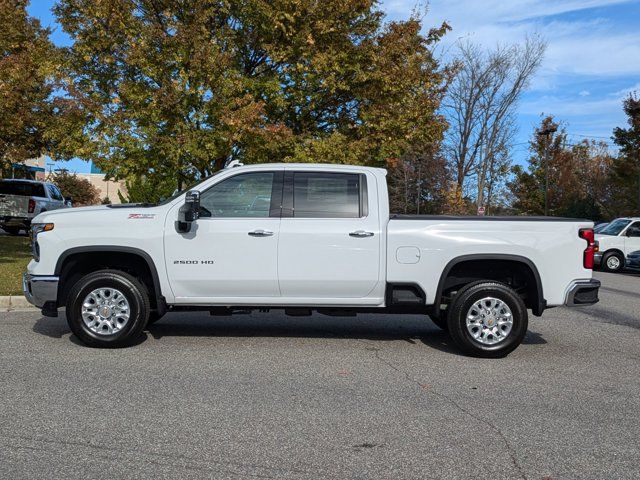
[
  {"xmin": 602, "ymin": 251, "xmax": 624, "ymax": 272},
  {"xmin": 447, "ymin": 281, "xmax": 528, "ymax": 358},
  {"xmin": 3, "ymin": 226, "xmax": 22, "ymax": 235},
  {"xmin": 66, "ymin": 270, "xmax": 150, "ymax": 347}
]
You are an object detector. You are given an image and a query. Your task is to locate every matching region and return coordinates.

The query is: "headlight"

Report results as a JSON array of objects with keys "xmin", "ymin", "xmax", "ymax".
[{"xmin": 30, "ymin": 223, "xmax": 54, "ymax": 261}]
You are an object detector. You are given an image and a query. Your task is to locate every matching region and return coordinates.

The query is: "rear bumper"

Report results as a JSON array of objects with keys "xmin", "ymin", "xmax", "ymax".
[
  {"xmin": 564, "ymin": 279, "xmax": 600, "ymax": 306},
  {"xmin": 593, "ymin": 252, "xmax": 603, "ymax": 267},
  {"xmin": 0, "ymin": 216, "xmax": 29, "ymax": 227},
  {"xmin": 23, "ymin": 273, "xmax": 58, "ymax": 309}
]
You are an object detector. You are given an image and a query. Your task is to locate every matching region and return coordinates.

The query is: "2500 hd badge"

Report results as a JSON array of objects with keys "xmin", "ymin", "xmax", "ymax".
[{"xmin": 173, "ymin": 260, "xmax": 215, "ymax": 265}]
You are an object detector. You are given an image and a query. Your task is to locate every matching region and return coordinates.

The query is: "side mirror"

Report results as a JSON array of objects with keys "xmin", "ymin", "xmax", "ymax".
[
  {"xmin": 64, "ymin": 197, "xmax": 73, "ymax": 207},
  {"xmin": 176, "ymin": 190, "xmax": 200, "ymax": 233}
]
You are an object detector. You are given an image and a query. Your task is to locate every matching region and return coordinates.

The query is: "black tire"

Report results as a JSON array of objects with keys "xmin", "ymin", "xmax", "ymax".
[
  {"xmin": 3, "ymin": 226, "xmax": 21, "ymax": 235},
  {"xmin": 66, "ymin": 270, "xmax": 150, "ymax": 348},
  {"xmin": 447, "ymin": 281, "xmax": 528, "ymax": 358},
  {"xmin": 428, "ymin": 313, "xmax": 448, "ymax": 331},
  {"xmin": 601, "ymin": 251, "xmax": 624, "ymax": 272}
]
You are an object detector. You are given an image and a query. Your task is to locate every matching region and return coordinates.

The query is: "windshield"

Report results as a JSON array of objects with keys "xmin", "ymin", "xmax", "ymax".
[
  {"xmin": 0, "ymin": 180, "xmax": 45, "ymax": 197},
  {"xmin": 155, "ymin": 170, "xmax": 225, "ymax": 206},
  {"xmin": 599, "ymin": 219, "xmax": 631, "ymax": 236}
]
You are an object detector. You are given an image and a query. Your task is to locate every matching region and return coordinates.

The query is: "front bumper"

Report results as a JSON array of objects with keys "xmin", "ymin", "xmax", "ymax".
[
  {"xmin": 626, "ymin": 256, "xmax": 640, "ymax": 270},
  {"xmin": 23, "ymin": 273, "xmax": 59, "ymax": 309},
  {"xmin": 564, "ymin": 279, "xmax": 601, "ymax": 306}
]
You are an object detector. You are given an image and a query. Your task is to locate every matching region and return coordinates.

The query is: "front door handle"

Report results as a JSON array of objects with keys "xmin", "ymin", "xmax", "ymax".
[
  {"xmin": 248, "ymin": 229, "xmax": 274, "ymax": 237},
  {"xmin": 349, "ymin": 230, "xmax": 374, "ymax": 238}
]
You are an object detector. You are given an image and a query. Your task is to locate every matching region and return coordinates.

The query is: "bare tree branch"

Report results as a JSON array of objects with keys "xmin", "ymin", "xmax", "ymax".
[{"xmin": 443, "ymin": 36, "xmax": 546, "ymax": 211}]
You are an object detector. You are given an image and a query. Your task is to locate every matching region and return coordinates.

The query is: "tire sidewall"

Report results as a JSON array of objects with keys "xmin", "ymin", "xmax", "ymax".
[
  {"xmin": 67, "ymin": 272, "xmax": 147, "ymax": 346},
  {"xmin": 603, "ymin": 252, "xmax": 623, "ymax": 272},
  {"xmin": 449, "ymin": 283, "xmax": 528, "ymax": 357}
]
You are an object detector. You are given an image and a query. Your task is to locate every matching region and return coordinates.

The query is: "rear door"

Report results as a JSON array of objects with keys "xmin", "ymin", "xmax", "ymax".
[{"xmin": 277, "ymin": 169, "xmax": 382, "ymax": 300}]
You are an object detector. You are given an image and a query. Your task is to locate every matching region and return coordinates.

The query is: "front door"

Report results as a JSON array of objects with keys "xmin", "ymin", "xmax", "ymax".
[
  {"xmin": 624, "ymin": 221, "xmax": 640, "ymax": 255},
  {"xmin": 164, "ymin": 170, "xmax": 283, "ymax": 301},
  {"xmin": 277, "ymin": 170, "xmax": 382, "ymax": 300}
]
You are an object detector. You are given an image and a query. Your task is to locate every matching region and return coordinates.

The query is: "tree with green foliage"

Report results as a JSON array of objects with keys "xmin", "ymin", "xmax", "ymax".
[
  {"xmin": 609, "ymin": 94, "xmax": 640, "ymax": 216},
  {"xmin": 50, "ymin": 0, "xmax": 450, "ymax": 199},
  {"xmin": 49, "ymin": 170, "xmax": 100, "ymax": 206},
  {"xmin": 0, "ymin": 0, "xmax": 56, "ymax": 173},
  {"xmin": 117, "ymin": 175, "xmax": 177, "ymax": 204},
  {"xmin": 509, "ymin": 116, "xmax": 614, "ymax": 219}
]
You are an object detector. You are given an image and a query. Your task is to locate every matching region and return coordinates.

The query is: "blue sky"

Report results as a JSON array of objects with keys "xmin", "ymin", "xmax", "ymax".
[{"xmin": 29, "ymin": 0, "xmax": 640, "ymax": 173}]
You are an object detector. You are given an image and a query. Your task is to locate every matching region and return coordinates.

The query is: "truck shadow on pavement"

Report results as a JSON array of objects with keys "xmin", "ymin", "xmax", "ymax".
[{"xmin": 32, "ymin": 313, "xmax": 547, "ymax": 354}]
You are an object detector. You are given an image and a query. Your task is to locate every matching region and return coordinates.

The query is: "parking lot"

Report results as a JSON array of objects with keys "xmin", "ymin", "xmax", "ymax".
[{"xmin": 1, "ymin": 270, "xmax": 639, "ymax": 479}]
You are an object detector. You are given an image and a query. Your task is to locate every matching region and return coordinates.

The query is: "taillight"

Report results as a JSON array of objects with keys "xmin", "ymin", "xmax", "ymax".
[
  {"xmin": 579, "ymin": 228, "xmax": 595, "ymax": 269},
  {"xmin": 28, "ymin": 198, "xmax": 35, "ymax": 213}
]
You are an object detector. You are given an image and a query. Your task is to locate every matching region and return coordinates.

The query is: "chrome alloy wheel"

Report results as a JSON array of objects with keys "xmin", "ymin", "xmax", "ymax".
[
  {"xmin": 606, "ymin": 256, "xmax": 621, "ymax": 270},
  {"xmin": 81, "ymin": 288, "xmax": 131, "ymax": 336},
  {"xmin": 466, "ymin": 297, "xmax": 513, "ymax": 345}
]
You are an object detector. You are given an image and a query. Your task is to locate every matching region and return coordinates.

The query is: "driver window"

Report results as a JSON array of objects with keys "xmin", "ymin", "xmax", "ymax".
[
  {"xmin": 627, "ymin": 222, "xmax": 640, "ymax": 237},
  {"xmin": 199, "ymin": 172, "xmax": 274, "ymax": 218}
]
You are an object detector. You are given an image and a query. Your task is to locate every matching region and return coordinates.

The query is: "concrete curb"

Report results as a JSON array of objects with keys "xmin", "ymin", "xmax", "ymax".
[{"xmin": 0, "ymin": 295, "xmax": 37, "ymax": 311}]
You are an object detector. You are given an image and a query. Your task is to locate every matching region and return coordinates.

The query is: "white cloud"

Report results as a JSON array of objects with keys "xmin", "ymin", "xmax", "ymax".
[
  {"xmin": 384, "ymin": 0, "xmax": 633, "ymax": 25},
  {"xmin": 520, "ymin": 95, "xmax": 621, "ymax": 116},
  {"xmin": 382, "ymin": 0, "xmax": 638, "ymax": 150},
  {"xmin": 383, "ymin": 0, "xmax": 640, "ymax": 78},
  {"xmin": 611, "ymin": 82, "xmax": 640, "ymax": 96}
]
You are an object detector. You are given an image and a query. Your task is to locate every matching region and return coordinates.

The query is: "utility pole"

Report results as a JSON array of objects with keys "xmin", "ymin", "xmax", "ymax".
[{"xmin": 538, "ymin": 126, "xmax": 557, "ymax": 216}]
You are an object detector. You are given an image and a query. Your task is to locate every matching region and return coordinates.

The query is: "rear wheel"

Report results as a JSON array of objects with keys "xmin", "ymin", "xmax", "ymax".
[
  {"xmin": 602, "ymin": 251, "xmax": 624, "ymax": 272},
  {"xmin": 3, "ymin": 226, "xmax": 21, "ymax": 235},
  {"xmin": 66, "ymin": 270, "xmax": 149, "ymax": 347},
  {"xmin": 447, "ymin": 281, "xmax": 528, "ymax": 358}
]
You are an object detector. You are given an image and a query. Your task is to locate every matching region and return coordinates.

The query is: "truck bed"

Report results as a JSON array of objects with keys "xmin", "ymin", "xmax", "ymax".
[
  {"xmin": 387, "ymin": 215, "xmax": 593, "ymax": 308},
  {"xmin": 390, "ymin": 214, "xmax": 590, "ymax": 222}
]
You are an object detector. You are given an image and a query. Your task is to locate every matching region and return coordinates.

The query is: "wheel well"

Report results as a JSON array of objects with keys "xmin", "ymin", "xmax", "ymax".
[
  {"xmin": 603, "ymin": 249, "xmax": 624, "ymax": 259},
  {"xmin": 436, "ymin": 258, "xmax": 544, "ymax": 316},
  {"xmin": 56, "ymin": 250, "xmax": 161, "ymax": 310}
]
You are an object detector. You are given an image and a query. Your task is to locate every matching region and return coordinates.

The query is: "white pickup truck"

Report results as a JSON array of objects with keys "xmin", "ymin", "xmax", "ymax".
[
  {"xmin": 23, "ymin": 163, "xmax": 600, "ymax": 357},
  {"xmin": 0, "ymin": 179, "xmax": 70, "ymax": 235}
]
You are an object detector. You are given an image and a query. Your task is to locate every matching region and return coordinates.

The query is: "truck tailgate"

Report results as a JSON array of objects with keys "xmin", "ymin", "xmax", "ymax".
[{"xmin": 0, "ymin": 194, "xmax": 28, "ymax": 217}]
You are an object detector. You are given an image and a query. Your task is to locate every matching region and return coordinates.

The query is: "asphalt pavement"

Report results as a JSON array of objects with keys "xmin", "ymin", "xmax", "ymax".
[{"xmin": 1, "ymin": 271, "xmax": 639, "ymax": 479}]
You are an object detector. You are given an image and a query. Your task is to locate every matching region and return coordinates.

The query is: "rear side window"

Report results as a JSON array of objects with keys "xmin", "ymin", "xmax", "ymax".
[
  {"xmin": 292, "ymin": 172, "xmax": 363, "ymax": 218},
  {"xmin": 48, "ymin": 184, "xmax": 64, "ymax": 200},
  {"xmin": 0, "ymin": 181, "xmax": 45, "ymax": 197}
]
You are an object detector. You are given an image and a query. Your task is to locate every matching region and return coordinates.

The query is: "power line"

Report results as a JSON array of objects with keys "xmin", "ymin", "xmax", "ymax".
[{"xmin": 566, "ymin": 133, "xmax": 612, "ymax": 140}]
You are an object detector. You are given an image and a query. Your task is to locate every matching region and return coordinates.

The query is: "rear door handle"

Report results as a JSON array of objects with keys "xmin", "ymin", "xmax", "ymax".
[
  {"xmin": 248, "ymin": 229, "xmax": 274, "ymax": 237},
  {"xmin": 349, "ymin": 230, "xmax": 374, "ymax": 238}
]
